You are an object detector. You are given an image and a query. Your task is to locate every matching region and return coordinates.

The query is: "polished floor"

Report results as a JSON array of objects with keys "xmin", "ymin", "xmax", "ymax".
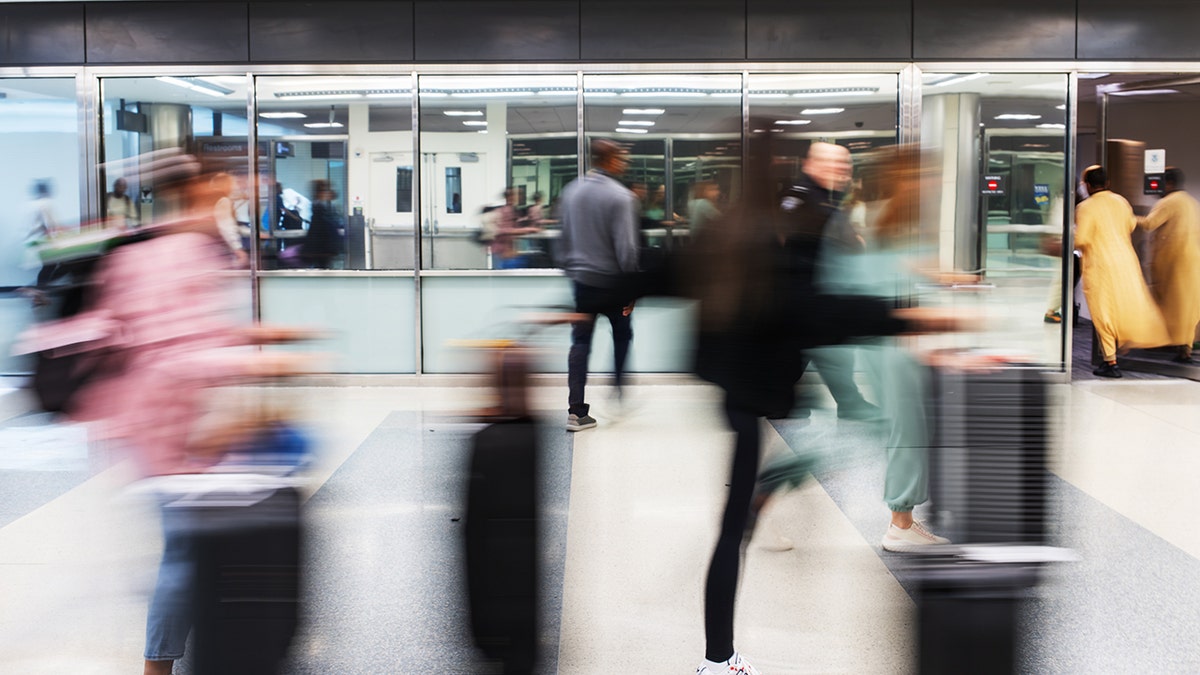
[{"xmin": 1, "ymin": 370, "xmax": 1200, "ymax": 674}]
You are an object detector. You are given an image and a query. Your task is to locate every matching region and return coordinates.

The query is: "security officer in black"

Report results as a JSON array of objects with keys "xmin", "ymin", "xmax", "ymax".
[{"xmin": 779, "ymin": 142, "xmax": 881, "ymax": 421}]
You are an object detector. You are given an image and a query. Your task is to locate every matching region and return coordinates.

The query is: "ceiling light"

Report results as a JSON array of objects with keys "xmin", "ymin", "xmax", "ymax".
[
  {"xmin": 463, "ymin": 120, "xmax": 487, "ymax": 126},
  {"xmin": 1078, "ymin": 73, "xmax": 1110, "ymax": 80},
  {"xmin": 1110, "ymin": 89, "xmax": 1181, "ymax": 97},
  {"xmin": 304, "ymin": 105, "xmax": 343, "ymax": 129},
  {"xmin": 617, "ymin": 120, "xmax": 654, "ymax": 126},
  {"xmin": 995, "ymin": 113, "xmax": 1042, "ymax": 120},
  {"xmin": 260, "ymin": 112, "xmax": 307, "ymax": 119},
  {"xmin": 615, "ymin": 127, "xmax": 649, "ymax": 134},
  {"xmin": 444, "ymin": 110, "xmax": 484, "ymax": 116},
  {"xmin": 791, "ymin": 88, "xmax": 875, "ymax": 98},
  {"xmin": 1056, "ymin": 104, "xmax": 1067, "ymax": 110},
  {"xmin": 774, "ymin": 119, "xmax": 811, "ymax": 125},
  {"xmin": 801, "ymin": 108, "xmax": 844, "ymax": 115},
  {"xmin": 276, "ymin": 92, "xmax": 363, "ymax": 101},
  {"xmin": 155, "ymin": 76, "xmax": 234, "ymax": 98},
  {"xmin": 1036, "ymin": 123, "xmax": 1066, "ymax": 129},
  {"xmin": 623, "ymin": 108, "xmax": 665, "ymax": 115},
  {"xmin": 928, "ymin": 73, "xmax": 989, "ymax": 87}
]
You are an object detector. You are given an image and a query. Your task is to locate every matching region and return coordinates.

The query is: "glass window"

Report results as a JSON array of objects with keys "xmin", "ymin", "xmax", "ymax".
[
  {"xmin": 418, "ymin": 75, "xmax": 578, "ymax": 270},
  {"xmin": 920, "ymin": 72, "xmax": 1069, "ymax": 367},
  {"xmin": 584, "ymin": 74, "xmax": 742, "ymax": 249},
  {"xmin": 255, "ymin": 75, "xmax": 413, "ymax": 270},
  {"xmin": 0, "ymin": 78, "xmax": 83, "ymax": 374}
]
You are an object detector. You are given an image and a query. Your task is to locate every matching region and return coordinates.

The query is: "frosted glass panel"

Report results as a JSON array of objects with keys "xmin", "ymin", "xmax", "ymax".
[
  {"xmin": 421, "ymin": 276, "xmax": 696, "ymax": 374},
  {"xmin": 260, "ymin": 276, "xmax": 416, "ymax": 373}
]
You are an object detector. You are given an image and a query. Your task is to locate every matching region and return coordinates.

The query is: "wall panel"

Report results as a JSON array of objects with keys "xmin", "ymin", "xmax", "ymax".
[
  {"xmin": 0, "ymin": 4, "xmax": 85, "ymax": 65},
  {"xmin": 86, "ymin": 2, "xmax": 249, "ymax": 64},
  {"xmin": 748, "ymin": 0, "xmax": 910, "ymax": 61},
  {"xmin": 913, "ymin": 0, "xmax": 1076, "ymax": 60},
  {"xmin": 1078, "ymin": 0, "xmax": 1200, "ymax": 60},
  {"xmin": 414, "ymin": 0, "xmax": 578, "ymax": 62},
  {"xmin": 250, "ymin": 2, "xmax": 414, "ymax": 63},
  {"xmin": 580, "ymin": 0, "xmax": 745, "ymax": 61}
]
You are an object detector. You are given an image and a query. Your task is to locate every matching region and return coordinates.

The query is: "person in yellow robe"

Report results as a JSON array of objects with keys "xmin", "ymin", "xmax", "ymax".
[
  {"xmin": 1075, "ymin": 166, "xmax": 1168, "ymax": 377},
  {"xmin": 1136, "ymin": 167, "xmax": 1200, "ymax": 363}
]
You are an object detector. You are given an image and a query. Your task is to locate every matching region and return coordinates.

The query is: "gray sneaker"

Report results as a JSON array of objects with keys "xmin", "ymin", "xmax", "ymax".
[{"xmin": 566, "ymin": 413, "xmax": 597, "ymax": 432}]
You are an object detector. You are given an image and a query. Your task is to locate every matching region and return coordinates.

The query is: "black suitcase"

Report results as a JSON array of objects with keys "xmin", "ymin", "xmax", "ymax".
[
  {"xmin": 926, "ymin": 364, "xmax": 1050, "ymax": 545},
  {"xmin": 189, "ymin": 486, "xmax": 303, "ymax": 675},
  {"xmin": 465, "ymin": 417, "xmax": 540, "ymax": 674}
]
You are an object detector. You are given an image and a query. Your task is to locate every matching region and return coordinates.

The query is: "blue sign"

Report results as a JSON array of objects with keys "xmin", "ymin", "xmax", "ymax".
[{"xmin": 1033, "ymin": 184, "xmax": 1050, "ymax": 207}]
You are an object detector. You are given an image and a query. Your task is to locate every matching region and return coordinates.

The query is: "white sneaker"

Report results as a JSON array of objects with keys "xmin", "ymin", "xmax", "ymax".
[
  {"xmin": 566, "ymin": 413, "xmax": 597, "ymax": 432},
  {"xmin": 881, "ymin": 520, "xmax": 950, "ymax": 552},
  {"xmin": 696, "ymin": 651, "xmax": 761, "ymax": 674}
]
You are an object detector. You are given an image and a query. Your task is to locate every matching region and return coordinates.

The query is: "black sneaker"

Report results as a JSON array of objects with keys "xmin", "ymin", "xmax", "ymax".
[{"xmin": 1093, "ymin": 363, "xmax": 1123, "ymax": 378}]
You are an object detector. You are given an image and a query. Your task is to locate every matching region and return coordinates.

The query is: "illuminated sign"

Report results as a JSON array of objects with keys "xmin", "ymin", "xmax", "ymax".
[
  {"xmin": 982, "ymin": 174, "xmax": 1005, "ymax": 196},
  {"xmin": 1145, "ymin": 174, "xmax": 1165, "ymax": 195}
]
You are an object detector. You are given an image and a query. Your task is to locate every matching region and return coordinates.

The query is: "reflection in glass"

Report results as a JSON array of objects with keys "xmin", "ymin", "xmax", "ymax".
[
  {"xmin": 584, "ymin": 74, "xmax": 741, "ymax": 250},
  {"xmin": 0, "ymin": 78, "xmax": 81, "ymax": 373},
  {"xmin": 920, "ymin": 72, "xmax": 1069, "ymax": 366},
  {"xmin": 418, "ymin": 75, "xmax": 577, "ymax": 269},
  {"xmin": 256, "ymin": 75, "xmax": 413, "ymax": 270}
]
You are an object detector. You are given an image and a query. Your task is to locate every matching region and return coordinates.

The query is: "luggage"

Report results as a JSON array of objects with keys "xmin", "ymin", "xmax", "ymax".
[
  {"xmin": 926, "ymin": 363, "xmax": 1050, "ymax": 545},
  {"xmin": 465, "ymin": 417, "xmax": 540, "ymax": 674},
  {"xmin": 189, "ymin": 485, "xmax": 303, "ymax": 675}
]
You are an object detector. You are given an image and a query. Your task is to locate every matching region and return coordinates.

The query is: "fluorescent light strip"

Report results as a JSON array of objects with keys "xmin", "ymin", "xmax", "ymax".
[
  {"xmin": 156, "ymin": 76, "xmax": 232, "ymax": 98},
  {"xmin": 623, "ymin": 108, "xmax": 665, "ymax": 115},
  {"xmin": 1056, "ymin": 104, "xmax": 1067, "ymax": 110},
  {"xmin": 615, "ymin": 127, "xmax": 649, "ymax": 134},
  {"xmin": 443, "ymin": 110, "xmax": 484, "ymax": 116},
  {"xmin": 1110, "ymin": 89, "xmax": 1181, "ymax": 97},
  {"xmin": 462, "ymin": 120, "xmax": 488, "ymax": 126},
  {"xmin": 276, "ymin": 93, "xmax": 363, "ymax": 101},
  {"xmin": 929, "ymin": 73, "xmax": 989, "ymax": 87},
  {"xmin": 1036, "ymin": 123, "xmax": 1066, "ymax": 129},
  {"xmin": 995, "ymin": 113, "xmax": 1042, "ymax": 120},
  {"xmin": 617, "ymin": 120, "xmax": 654, "ymax": 126},
  {"xmin": 303, "ymin": 122, "xmax": 344, "ymax": 128},
  {"xmin": 774, "ymin": 119, "xmax": 811, "ymax": 125},
  {"xmin": 259, "ymin": 112, "xmax": 307, "ymax": 119},
  {"xmin": 800, "ymin": 108, "xmax": 844, "ymax": 115}
]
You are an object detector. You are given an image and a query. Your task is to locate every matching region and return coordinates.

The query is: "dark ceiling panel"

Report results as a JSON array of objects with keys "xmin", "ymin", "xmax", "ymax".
[
  {"xmin": 251, "ymin": 2, "xmax": 413, "ymax": 62},
  {"xmin": 913, "ymin": 0, "xmax": 1076, "ymax": 60},
  {"xmin": 1079, "ymin": 0, "xmax": 1200, "ymax": 59},
  {"xmin": 415, "ymin": 1, "xmax": 578, "ymax": 62},
  {"xmin": 0, "ymin": 4, "xmax": 85, "ymax": 65},
  {"xmin": 86, "ymin": 2, "xmax": 249, "ymax": 64},
  {"xmin": 581, "ymin": 0, "xmax": 745, "ymax": 61},
  {"xmin": 748, "ymin": 0, "xmax": 910, "ymax": 60}
]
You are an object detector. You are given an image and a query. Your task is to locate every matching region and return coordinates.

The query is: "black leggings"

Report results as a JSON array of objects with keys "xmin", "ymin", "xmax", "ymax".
[{"xmin": 704, "ymin": 399, "xmax": 762, "ymax": 663}]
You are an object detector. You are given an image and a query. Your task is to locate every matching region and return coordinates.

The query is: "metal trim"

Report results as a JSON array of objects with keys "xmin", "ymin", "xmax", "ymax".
[
  {"xmin": 1064, "ymin": 70, "xmax": 1079, "ymax": 378},
  {"xmin": 78, "ymin": 71, "xmax": 98, "ymax": 225},
  {"xmin": 419, "ymin": 269, "xmax": 565, "ymax": 278},
  {"xmin": 247, "ymin": 72, "xmax": 260, "ymax": 320},
  {"xmin": 256, "ymin": 269, "xmax": 417, "ymax": 278},
  {"xmin": 411, "ymin": 70, "xmax": 424, "ymax": 376}
]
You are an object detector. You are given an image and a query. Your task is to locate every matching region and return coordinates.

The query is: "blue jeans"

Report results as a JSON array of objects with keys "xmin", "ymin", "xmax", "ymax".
[
  {"xmin": 568, "ymin": 281, "xmax": 633, "ymax": 417},
  {"xmin": 145, "ymin": 502, "xmax": 195, "ymax": 661}
]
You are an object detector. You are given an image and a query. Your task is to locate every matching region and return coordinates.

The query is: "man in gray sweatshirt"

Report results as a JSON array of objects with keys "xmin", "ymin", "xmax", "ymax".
[{"xmin": 559, "ymin": 139, "xmax": 640, "ymax": 431}]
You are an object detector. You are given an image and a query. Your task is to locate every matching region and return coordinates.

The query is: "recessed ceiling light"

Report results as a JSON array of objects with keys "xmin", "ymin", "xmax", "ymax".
[
  {"xmin": 463, "ymin": 120, "xmax": 487, "ymax": 126},
  {"xmin": 1056, "ymin": 104, "xmax": 1067, "ymax": 110},
  {"xmin": 995, "ymin": 113, "xmax": 1042, "ymax": 120},
  {"xmin": 774, "ymin": 120, "xmax": 811, "ymax": 125},
  {"xmin": 156, "ymin": 76, "xmax": 233, "ymax": 98},
  {"xmin": 615, "ymin": 127, "xmax": 649, "ymax": 134},
  {"xmin": 1036, "ymin": 123, "xmax": 1066, "ymax": 129},
  {"xmin": 617, "ymin": 120, "xmax": 654, "ymax": 126},
  {"xmin": 260, "ymin": 112, "xmax": 307, "ymax": 119},
  {"xmin": 444, "ymin": 110, "xmax": 484, "ymax": 116},
  {"xmin": 801, "ymin": 108, "xmax": 844, "ymax": 115},
  {"xmin": 928, "ymin": 73, "xmax": 989, "ymax": 87},
  {"xmin": 1110, "ymin": 89, "xmax": 1181, "ymax": 97},
  {"xmin": 303, "ymin": 122, "xmax": 344, "ymax": 128},
  {"xmin": 623, "ymin": 108, "xmax": 665, "ymax": 115}
]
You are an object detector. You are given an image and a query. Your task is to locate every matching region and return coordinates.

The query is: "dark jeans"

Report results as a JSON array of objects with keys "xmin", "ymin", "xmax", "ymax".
[
  {"xmin": 567, "ymin": 281, "xmax": 632, "ymax": 417},
  {"xmin": 704, "ymin": 399, "xmax": 761, "ymax": 663}
]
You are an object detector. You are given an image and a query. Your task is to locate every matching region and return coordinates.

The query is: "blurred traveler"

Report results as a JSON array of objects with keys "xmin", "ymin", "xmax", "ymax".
[
  {"xmin": 209, "ymin": 172, "xmax": 248, "ymax": 266},
  {"xmin": 26, "ymin": 180, "xmax": 64, "ymax": 288},
  {"xmin": 1076, "ymin": 165, "xmax": 1169, "ymax": 377},
  {"xmin": 1136, "ymin": 167, "xmax": 1200, "ymax": 363},
  {"xmin": 523, "ymin": 191, "xmax": 546, "ymax": 226},
  {"xmin": 783, "ymin": 142, "xmax": 881, "ymax": 420},
  {"xmin": 687, "ymin": 181, "xmax": 721, "ymax": 235},
  {"xmin": 490, "ymin": 187, "xmax": 541, "ymax": 269},
  {"xmin": 559, "ymin": 139, "xmax": 639, "ymax": 431},
  {"xmin": 681, "ymin": 127, "xmax": 962, "ymax": 675},
  {"xmin": 302, "ymin": 179, "xmax": 344, "ymax": 268},
  {"xmin": 105, "ymin": 177, "xmax": 140, "ymax": 228},
  {"xmin": 16, "ymin": 159, "xmax": 314, "ymax": 675}
]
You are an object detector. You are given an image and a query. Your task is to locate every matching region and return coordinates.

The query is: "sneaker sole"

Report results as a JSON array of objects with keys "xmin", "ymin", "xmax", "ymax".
[
  {"xmin": 566, "ymin": 423, "xmax": 597, "ymax": 432},
  {"xmin": 881, "ymin": 537, "xmax": 949, "ymax": 553}
]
